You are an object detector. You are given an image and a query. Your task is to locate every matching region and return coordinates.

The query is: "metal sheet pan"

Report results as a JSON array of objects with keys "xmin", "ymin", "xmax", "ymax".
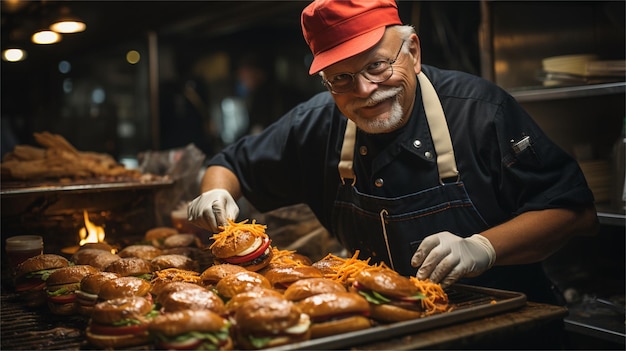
[
  {"xmin": 0, "ymin": 176, "xmax": 174, "ymax": 196},
  {"xmin": 267, "ymin": 284, "xmax": 527, "ymax": 351}
]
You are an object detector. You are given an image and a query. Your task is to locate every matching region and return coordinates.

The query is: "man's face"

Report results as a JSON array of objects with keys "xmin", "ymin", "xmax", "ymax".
[{"xmin": 322, "ymin": 29, "xmax": 421, "ymax": 134}]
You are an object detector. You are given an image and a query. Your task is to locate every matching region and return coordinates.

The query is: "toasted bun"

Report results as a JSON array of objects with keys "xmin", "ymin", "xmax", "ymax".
[
  {"xmin": 263, "ymin": 266, "xmax": 324, "ymax": 290},
  {"xmin": 17, "ymin": 289, "xmax": 48, "ymax": 308},
  {"xmin": 354, "ymin": 269, "xmax": 419, "ymax": 298},
  {"xmin": 211, "ymin": 230, "xmax": 257, "ymax": 258},
  {"xmin": 118, "ymin": 245, "xmax": 163, "ymax": 260},
  {"xmin": 309, "ymin": 315, "xmax": 371, "ymax": 339},
  {"xmin": 150, "ymin": 254, "xmax": 198, "ymax": 271},
  {"xmin": 98, "ymin": 276, "xmax": 151, "ymax": 300},
  {"xmin": 104, "ymin": 257, "xmax": 153, "ymax": 277},
  {"xmin": 47, "ymin": 300, "xmax": 79, "ymax": 315},
  {"xmin": 15, "ymin": 254, "xmax": 69, "ymax": 278},
  {"xmin": 369, "ymin": 303, "xmax": 424, "ymax": 322},
  {"xmin": 145, "ymin": 226, "xmax": 179, "ymax": 241},
  {"xmin": 153, "ymin": 281, "xmax": 206, "ymax": 305},
  {"xmin": 79, "ymin": 272, "xmax": 120, "ymax": 295},
  {"xmin": 200, "ymin": 263, "xmax": 249, "ymax": 287},
  {"xmin": 85, "ymin": 329, "xmax": 149, "ymax": 349},
  {"xmin": 89, "ymin": 252, "xmax": 121, "ymax": 270},
  {"xmin": 77, "ymin": 242, "xmax": 115, "ymax": 252},
  {"xmin": 234, "ymin": 296, "xmax": 302, "ymax": 333},
  {"xmin": 311, "ymin": 256, "xmax": 345, "ymax": 275},
  {"xmin": 90, "ymin": 296, "xmax": 153, "ymax": 324},
  {"xmin": 296, "ymin": 292, "xmax": 370, "ymax": 318},
  {"xmin": 46, "ymin": 265, "xmax": 100, "ymax": 286},
  {"xmin": 163, "ymin": 233, "xmax": 201, "ymax": 248},
  {"xmin": 215, "ymin": 271, "xmax": 271, "ymax": 299},
  {"xmin": 283, "ymin": 278, "xmax": 346, "ymax": 301},
  {"xmin": 149, "ymin": 309, "xmax": 228, "ymax": 336},
  {"xmin": 160, "ymin": 287, "xmax": 225, "ymax": 314},
  {"xmin": 224, "ymin": 288, "xmax": 283, "ymax": 315}
]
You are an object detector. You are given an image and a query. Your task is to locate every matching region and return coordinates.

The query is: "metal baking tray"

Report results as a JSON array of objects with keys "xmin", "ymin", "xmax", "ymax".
[
  {"xmin": 0, "ymin": 176, "xmax": 174, "ymax": 196},
  {"xmin": 267, "ymin": 284, "xmax": 527, "ymax": 351}
]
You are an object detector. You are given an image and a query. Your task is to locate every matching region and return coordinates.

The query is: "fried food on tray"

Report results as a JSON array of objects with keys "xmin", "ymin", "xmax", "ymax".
[{"xmin": 1, "ymin": 131, "xmax": 140, "ymax": 180}]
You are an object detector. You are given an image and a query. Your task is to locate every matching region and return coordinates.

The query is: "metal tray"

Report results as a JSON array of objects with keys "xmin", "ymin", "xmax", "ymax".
[
  {"xmin": 267, "ymin": 284, "xmax": 527, "ymax": 351},
  {"xmin": 0, "ymin": 176, "xmax": 174, "ymax": 196}
]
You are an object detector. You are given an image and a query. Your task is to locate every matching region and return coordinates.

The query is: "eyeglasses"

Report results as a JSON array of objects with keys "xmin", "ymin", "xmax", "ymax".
[{"xmin": 322, "ymin": 40, "xmax": 405, "ymax": 94}]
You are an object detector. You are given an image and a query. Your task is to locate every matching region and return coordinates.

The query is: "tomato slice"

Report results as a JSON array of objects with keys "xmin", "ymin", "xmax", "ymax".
[
  {"xmin": 157, "ymin": 338, "xmax": 203, "ymax": 350},
  {"xmin": 223, "ymin": 238, "xmax": 271, "ymax": 264},
  {"xmin": 89, "ymin": 322, "xmax": 148, "ymax": 336},
  {"xmin": 48, "ymin": 293, "xmax": 77, "ymax": 304},
  {"xmin": 15, "ymin": 280, "xmax": 46, "ymax": 293}
]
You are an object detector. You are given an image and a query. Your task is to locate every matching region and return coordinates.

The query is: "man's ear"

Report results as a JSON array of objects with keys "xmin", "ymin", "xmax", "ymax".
[{"xmin": 410, "ymin": 34, "xmax": 421, "ymax": 74}]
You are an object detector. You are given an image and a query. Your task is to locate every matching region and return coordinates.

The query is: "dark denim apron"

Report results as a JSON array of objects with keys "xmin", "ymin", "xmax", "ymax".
[{"xmin": 331, "ymin": 73, "xmax": 559, "ymax": 303}]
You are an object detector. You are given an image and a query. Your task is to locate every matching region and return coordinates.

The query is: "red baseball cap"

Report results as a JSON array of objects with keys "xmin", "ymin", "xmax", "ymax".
[{"xmin": 301, "ymin": 0, "xmax": 402, "ymax": 75}]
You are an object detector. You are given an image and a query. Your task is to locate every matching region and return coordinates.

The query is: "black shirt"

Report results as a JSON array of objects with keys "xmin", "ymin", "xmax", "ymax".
[{"xmin": 209, "ymin": 65, "xmax": 594, "ymax": 231}]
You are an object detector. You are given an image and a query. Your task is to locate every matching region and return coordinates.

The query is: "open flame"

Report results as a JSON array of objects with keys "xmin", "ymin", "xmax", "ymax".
[{"xmin": 79, "ymin": 210, "xmax": 105, "ymax": 246}]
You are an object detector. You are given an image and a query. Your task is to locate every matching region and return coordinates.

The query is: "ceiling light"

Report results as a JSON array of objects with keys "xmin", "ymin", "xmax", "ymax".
[
  {"xmin": 50, "ymin": 7, "xmax": 86, "ymax": 34},
  {"xmin": 32, "ymin": 30, "xmax": 61, "ymax": 44},
  {"xmin": 2, "ymin": 48, "xmax": 27, "ymax": 62}
]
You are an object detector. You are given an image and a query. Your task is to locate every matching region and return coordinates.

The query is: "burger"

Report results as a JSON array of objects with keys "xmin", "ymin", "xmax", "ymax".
[
  {"xmin": 262, "ymin": 266, "xmax": 324, "ymax": 292},
  {"xmin": 262, "ymin": 248, "xmax": 313, "ymax": 271},
  {"xmin": 76, "ymin": 272, "xmax": 120, "ymax": 316},
  {"xmin": 144, "ymin": 226, "xmax": 179, "ymax": 248},
  {"xmin": 76, "ymin": 242, "xmax": 116, "ymax": 253},
  {"xmin": 98, "ymin": 276, "xmax": 153, "ymax": 303},
  {"xmin": 118, "ymin": 245, "xmax": 163, "ymax": 260},
  {"xmin": 45, "ymin": 265, "xmax": 100, "ymax": 315},
  {"xmin": 224, "ymin": 288, "xmax": 284, "ymax": 316},
  {"xmin": 162, "ymin": 233, "xmax": 202, "ymax": 249},
  {"xmin": 283, "ymin": 277, "xmax": 346, "ymax": 301},
  {"xmin": 295, "ymin": 292, "xmax": 372, "ymax": 338},
  {"xmin": 233, "ymin": 296, "xmax": 311, "ymax": 349},
  {"xmin": 158, "ymin": 286, "xmax": 226, "ymax": 315},
  {"xmin": 199, "ymin": 263, "xmax": 249, "ymax": 289},
  {"xmin": 150, "ymin": 254, "xmax": 199, "ymax": 271},
  {"xmin": 351, "ymin": 268, "xmax": 426, "ymax": 322},
  {"xmin": 71, "ymin": 248, "xmax": 120, "ymax": 270},
  {"xmin": 149, "ymin": 309, "xmax": 233, "ymax": 350},
  {"xmin": 14, "ymin": 254, "xmax": 69, "ymax": 307},
  {"xmin": 215, "ymin": 271, "xmax": 271, "ymax": 301},
  {"xmin": 152, "ymin": 281, "xmax": 206, "ymax": 306},
  {"xmin": 86, "ymin": 296, "xmax": 157, "ymax": 348},
  {"xmin": 209, "ymin": 219, "xmax": 273, "ymax": 272},
  {"xmin": 104, "ymin": 257, "xmax": 154, "ymax": 281}
]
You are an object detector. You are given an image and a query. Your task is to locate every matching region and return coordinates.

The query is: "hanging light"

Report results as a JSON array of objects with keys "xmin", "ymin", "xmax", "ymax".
[
  {"xmin": 49, "ymin": 6, "xmax": 86, "ymax": 34},
  {"xmin": 2, "ymin": 48, "xmax": 27, "ymax": 62},
  {"xmin": 32, "ymin": 30, "xmax": 61, "ymax": 44}
]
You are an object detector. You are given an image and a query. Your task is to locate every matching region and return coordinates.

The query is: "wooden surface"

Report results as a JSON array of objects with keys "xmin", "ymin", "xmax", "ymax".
[{"xmin": 353, "ymin": 302, "xmax": 569, "ymax": 350}]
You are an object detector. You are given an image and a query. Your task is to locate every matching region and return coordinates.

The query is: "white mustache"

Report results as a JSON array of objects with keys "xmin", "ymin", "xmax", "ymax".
[{"xmin": 353, "ymin": 86, "xmax": 403, "ymax": 108}]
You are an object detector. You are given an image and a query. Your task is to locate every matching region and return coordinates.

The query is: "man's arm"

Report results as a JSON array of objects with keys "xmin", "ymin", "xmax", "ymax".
[{"xmin": 199, "ymin": 165, "xmax": 243, "ymax": 200}]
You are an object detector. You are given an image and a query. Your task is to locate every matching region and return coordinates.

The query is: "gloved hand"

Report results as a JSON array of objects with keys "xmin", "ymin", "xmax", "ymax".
[
  {"xmin": 187, "ymin": 189, "xmax": 239, "ymax": 233},
  {"xmin": 411, "ymin": 232, "xmax": 496, "ymax": 288}
]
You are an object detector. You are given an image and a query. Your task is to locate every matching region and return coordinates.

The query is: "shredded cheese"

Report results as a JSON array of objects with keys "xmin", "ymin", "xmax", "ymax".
[
  {"xmin": 269, "ymin": 248, "xmax": 308, "ymax": 267},
  {"xmin": 409, "ymin": 276, "xmax": 450, "ymax": 315},
  {"xmin": 209, "ymin": 218, "xmax": 268, "ymax": 250}
]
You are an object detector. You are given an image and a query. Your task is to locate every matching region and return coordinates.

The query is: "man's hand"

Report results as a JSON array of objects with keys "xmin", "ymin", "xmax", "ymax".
[
  {"xmin": 187, "ymin": 189, "xmax": 239, "ymax": 233},
  {"xmin": 411, "ymin": 232, "xmax": 496, "ymax": 288}
]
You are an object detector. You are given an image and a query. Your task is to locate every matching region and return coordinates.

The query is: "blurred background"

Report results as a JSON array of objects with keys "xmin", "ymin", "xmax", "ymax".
[{"xmin": 1, "ymin": 0, "xmax": 482, "ymax": 165}]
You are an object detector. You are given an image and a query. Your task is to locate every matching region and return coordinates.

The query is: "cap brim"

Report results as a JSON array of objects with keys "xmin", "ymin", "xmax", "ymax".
[{"xmin": 308, "ymin": 26, "xmax": 386, "ymax": 75}]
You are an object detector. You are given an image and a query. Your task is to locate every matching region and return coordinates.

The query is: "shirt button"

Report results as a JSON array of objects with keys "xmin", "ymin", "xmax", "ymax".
[
  {"xmin": 424, "ymin": 151, "xmax": 433, "ymax": 159},
  {"xmin": 413, "ymin": 139, "xmax": 422, "ymax": 149},
  {"xmin": 359, "ymin": 146, "xmax": 368, "ymax": 156},
  {"xmin": 374, "ymin": 178, "xmax": 384, "ymax": 187}
]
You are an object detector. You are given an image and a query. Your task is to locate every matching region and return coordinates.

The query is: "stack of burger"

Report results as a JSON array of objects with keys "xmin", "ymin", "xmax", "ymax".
[{"xmin": 9, "ymin": 219, "xmax": 450, "ymax": 350}]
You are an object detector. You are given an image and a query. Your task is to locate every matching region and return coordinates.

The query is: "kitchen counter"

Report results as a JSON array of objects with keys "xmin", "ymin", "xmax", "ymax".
[{"xmin": 354, "ymin": 302, "xmax": 568, "ymax": 350}]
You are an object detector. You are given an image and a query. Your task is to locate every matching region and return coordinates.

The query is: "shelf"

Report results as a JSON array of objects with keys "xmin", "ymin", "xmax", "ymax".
[{"xmin": 510, "ymin": 82, "xmax": 626, "ymax": 103}]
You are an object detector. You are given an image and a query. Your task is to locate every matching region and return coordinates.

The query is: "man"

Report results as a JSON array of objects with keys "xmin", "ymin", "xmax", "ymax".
[{"xmin": 188, "ymin": 0, "xmax": 598, "ymax": 304}]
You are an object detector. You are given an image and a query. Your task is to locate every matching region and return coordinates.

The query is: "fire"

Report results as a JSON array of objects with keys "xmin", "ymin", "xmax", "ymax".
[{"xmin": 79, "ymin": 211, "xmax": 105, "ymax": 246}]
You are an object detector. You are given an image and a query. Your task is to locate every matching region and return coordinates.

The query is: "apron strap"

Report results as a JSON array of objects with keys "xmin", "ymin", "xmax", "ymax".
[
  {"xmin": 417, "ymin": 72, "xmax": 459, "ymax": 180},
  {"xmin": 338, "ymin": 71, "xmax": 459, "ymax": 184}
]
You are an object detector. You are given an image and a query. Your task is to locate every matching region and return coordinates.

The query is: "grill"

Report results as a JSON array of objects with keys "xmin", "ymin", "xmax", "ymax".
[{"xmin": 0, "ymin": 284, "xmax": 526, "ymax": 350}]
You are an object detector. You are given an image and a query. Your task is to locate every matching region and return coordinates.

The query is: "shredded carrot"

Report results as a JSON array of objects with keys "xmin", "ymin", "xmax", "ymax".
[
  {"xmin": 270, "ymin": 247, "xmax": 308, "ymax": 267},
  {"xmin": 409, "ymin": 276, "xmax": 449, "ymax": 315},
  {"xmin": 209, "ymin": 218, "xmax": 268, "ymax": 250},
  {"xmin": 322, "ymin": 250, "xmax": 389, "ymax": 286},
  {"xmin": 153, "ymin": 268, "xmax": 201, "ymax": 284}
]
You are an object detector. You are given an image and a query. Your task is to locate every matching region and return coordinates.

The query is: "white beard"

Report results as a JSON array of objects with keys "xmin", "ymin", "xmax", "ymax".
[{"xmin": 353, "ymin": 86, "xmax": 404, "ymax": 134}]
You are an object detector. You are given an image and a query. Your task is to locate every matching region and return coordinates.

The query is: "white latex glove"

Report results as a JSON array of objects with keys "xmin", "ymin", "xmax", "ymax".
[
  {"xmin": 187, "ymin": 189, "xmax": 239, "ymax": 233},
  {"xmin": 411, "ymin": 232, "xmax": 496, "ymax": 288}
]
